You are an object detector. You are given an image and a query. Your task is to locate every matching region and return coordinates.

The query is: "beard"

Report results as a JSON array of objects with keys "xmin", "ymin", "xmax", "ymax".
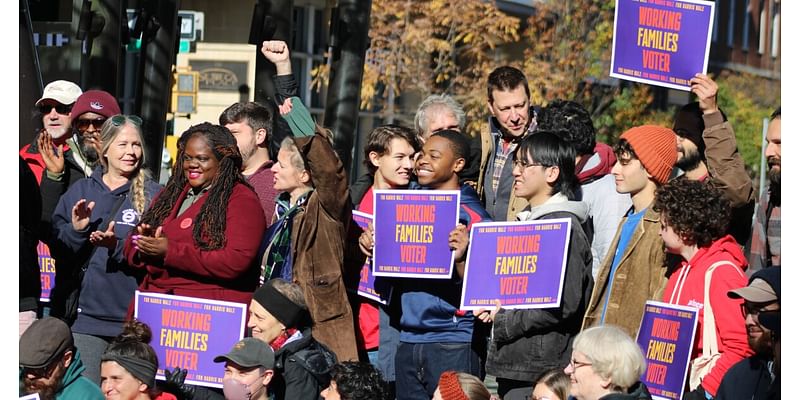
[
  {"xmin": 749, "ymin": 331, "xmax": 774, "ymax": 359},
  {"xmin": 239, "ymin": 137, "xmax": 259, "ymax": 168},
  {"xmin": 767, "ymin": 156, "xmax": 780, "ymax": 186},
  {"xmin": 47, "ymin": 128, "xmax": 69, "ymax": 140},
  {"xmin": 21, "ymin": 368, "xmax": 65, "ymax": 400},
  {"xmin": 78, "ymin": 136, "xmax": 100, "ymax": 166},
  {"xmin": 675, "ymin": 146, "xmax": 703, "ymax": 172}
]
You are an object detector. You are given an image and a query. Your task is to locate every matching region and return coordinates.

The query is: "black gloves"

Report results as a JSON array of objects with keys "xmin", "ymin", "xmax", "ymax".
[
  {"xmin": 161, "ymin": 368, "xmax": 196, "ymax": 400},
  {"xmin": 682, "ymin": 387, "xmax": 710, "ymax": 400}
]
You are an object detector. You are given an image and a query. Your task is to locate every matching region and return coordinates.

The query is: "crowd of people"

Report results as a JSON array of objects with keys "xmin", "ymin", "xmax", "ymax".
[{"xmin": 20, "ymin": 38, "xmax": 781, "ymax": 400}]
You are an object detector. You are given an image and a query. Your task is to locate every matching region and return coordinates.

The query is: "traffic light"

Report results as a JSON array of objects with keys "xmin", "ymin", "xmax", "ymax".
[{"xmin": 171, "ymin": 68, "xmax": 199, "ymax": 114}]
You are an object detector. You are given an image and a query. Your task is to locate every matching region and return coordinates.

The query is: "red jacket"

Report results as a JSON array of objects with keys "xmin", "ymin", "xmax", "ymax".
[
  {"xmin": 124, "ymin": 183, "xmax": 266, "ymax": 307},
  {"xmin": 662, "ymin": 235, "xmax": 753, "ymax": 396}
]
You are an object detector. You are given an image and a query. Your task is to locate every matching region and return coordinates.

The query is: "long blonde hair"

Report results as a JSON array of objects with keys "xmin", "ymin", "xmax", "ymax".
[{"xmin": 99, "ymin": 115, "xmax": 151, "ymax": 214}]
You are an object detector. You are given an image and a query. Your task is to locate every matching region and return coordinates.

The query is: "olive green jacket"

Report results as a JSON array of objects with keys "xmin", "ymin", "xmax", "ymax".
[{"xmin": 582, "ymin": 205, "xmax": 669, "ymax": 338}]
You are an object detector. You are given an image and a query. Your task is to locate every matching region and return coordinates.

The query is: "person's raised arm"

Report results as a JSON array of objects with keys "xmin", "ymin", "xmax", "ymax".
[{"xmin": 691, "ymin": 74, "xmax": 754, "ymax": 207}]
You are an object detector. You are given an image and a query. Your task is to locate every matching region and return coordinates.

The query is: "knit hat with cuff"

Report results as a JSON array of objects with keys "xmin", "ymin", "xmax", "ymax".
[{"xmin": 620, "ymin": 125, "xmax": 677, "ymax": 184}]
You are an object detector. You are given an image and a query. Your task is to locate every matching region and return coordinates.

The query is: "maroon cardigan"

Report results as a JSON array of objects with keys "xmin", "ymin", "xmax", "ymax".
[{"xmin": 124, "ymin": 183, "xmax": 266, "ymax": 308}]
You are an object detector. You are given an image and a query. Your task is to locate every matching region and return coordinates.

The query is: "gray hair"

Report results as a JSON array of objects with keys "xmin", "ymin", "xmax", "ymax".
[
  {"xmin": 414, "ymin": 94, "xmax": 466, "ymax": 137},
  {"xmin": 279, "ymin": 137, "xmax": 307, "ymax": 172},
  {"xmin": 572, "ymin": 325, "xmax": 646, "ymax": 392}
]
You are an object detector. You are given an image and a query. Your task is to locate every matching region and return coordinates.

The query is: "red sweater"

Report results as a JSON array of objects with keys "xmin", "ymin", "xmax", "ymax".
[
  {"xmin": 124, "ymin": 183, "xmax": 266, "ymax": 307},
  {"xmin": 662, "ymin": 235, "xmax": 753, "ymax": 396}
]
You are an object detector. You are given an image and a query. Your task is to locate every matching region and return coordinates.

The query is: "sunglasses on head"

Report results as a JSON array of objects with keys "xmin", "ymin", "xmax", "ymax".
[
  {"xmin": 111, "ymin": 114, "xmax": 143, "ymax": 127},
  {"xmin": 37, "ymin": 103, "xmax": 72, "ymax": 115}
]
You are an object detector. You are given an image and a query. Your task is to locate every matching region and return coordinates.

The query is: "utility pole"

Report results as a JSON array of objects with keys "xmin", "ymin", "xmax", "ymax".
[
  {"xmin": 136, "ymin": 0, "xmax": 179, "ymax": 181},
  {"xmin": 323, "ymin": 0, "xmax": 372, "ymax": 173}
]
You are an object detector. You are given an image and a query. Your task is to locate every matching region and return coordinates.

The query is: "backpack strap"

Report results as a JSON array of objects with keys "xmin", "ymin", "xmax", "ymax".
[{"xmin": 700, "ymin": 260, "xmax": 745, "ymax": 357}]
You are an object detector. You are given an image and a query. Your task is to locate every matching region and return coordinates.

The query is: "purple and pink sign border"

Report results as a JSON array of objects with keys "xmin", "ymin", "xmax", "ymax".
[
  {"xmin": 636, "ymin": 300, "xmax": 699, "ymax": 400},
  {"xmin": 372, "ymin": 189, "xmax": 460, "ymax": 280},
  {"xmin": 609, "ymin": 0, "xmax": 716, "ymax": 91},
  {"xmin": 134, "ymin": 291, "xmax": 247, "ymax": 388},
  {"xmin": 459, "ymin": 219, "xmax": 572, "ymax": 311}
]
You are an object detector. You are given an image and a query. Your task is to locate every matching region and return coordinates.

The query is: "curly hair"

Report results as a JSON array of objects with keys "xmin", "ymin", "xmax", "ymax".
[
  {"xmin": 139, "ymin": 123, "xmax": 249, "ymax": 250},
  {"xmin": 537, "ymin": 100, "xmax": 597, "ymax": 156},
  {"xmin": 653, "ymin": 179, "xmax": 732, "ymax": 248},
  {"xmin": 329, "ymin": 361, "xmax": 389, "ymax": 400},
  {"xmin": 613, "ymin": 138, "xmax": 639, "ymax": 161}
]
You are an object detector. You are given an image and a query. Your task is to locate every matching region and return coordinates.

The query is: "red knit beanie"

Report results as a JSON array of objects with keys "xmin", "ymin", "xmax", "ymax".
[
  {"xmin": 438, "ymin": 371, "xmax": 469, "ymax": 400},
  {"xmin": 619, "ymin": 125, "xmax": 677, "ymax": 184}
]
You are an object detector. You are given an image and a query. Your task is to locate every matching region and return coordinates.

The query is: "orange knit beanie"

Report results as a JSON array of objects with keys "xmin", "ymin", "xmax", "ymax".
[
  {"xmin": 619, "ymin": 125, "xmax": 677, "ymax": 184},
  {"xmin": 438, "ymin": 371, "xmax": 469, "ymax": 400}
]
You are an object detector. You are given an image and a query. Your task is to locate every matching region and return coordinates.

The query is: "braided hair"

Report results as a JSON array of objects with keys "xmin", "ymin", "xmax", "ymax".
[{"xmin": 139, "ymin": 123, "xmax": 249, "ymax": 250}]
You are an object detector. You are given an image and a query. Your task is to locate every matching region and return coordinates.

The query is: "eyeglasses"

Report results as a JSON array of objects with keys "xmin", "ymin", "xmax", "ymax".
[
  {"xmin": 740, "ymin": 301, "xmax": 778, "ymax": 318},
  {"xmin": 75, "ymin": 118, "xmax": 107, "ymax": 132},
  {"xmin": 111, "ymin": 114, "xmax": 143, "ymax": 127},
  {"xmin": 569, "ymin": 358, "xmax": 593, "ymax": 370},
  {"xmin": 37, "ymin": 103, "xmax": 72, "ymax": 115},
  {"xmin": 512, "ymin": 159, "xmax": 545, "ymax": 170}
]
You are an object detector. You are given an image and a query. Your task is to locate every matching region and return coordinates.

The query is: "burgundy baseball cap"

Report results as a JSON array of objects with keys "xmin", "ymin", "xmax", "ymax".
[{"xmin": 70, "ymin": 90, "xmax": 122, "ymax": 124}]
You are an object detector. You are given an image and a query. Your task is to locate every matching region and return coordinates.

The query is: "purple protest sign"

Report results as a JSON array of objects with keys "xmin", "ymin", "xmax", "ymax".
[
  {"xmin": 610, "ymin": 0, "xmax": 715, "ymax": 91},
  {"xmin": 134, "ymin": 291, "xmax": 247, "ymax": 388},
  {"xmin": 351, "ymin": 211, "xmax": 390, "ymax": 304},
  {"xmin": 460, "ymin": 219, "xmax": 572, "ymax": 310},
  {"xmin": 373, "ymin": 189, "xmax": 460, "ymax": 279},
  {"xmin": 636, "ymin": 301, "xmax": 699, "ymax": 400},
  {"xmin": 38, "ymin": 241, "xmax": 55, "ymax": 302}
]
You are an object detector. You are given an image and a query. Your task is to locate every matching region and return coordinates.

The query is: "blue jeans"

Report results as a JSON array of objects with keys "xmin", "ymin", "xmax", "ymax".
[{"xmin": 395, "ymin": 341, "xmax": 481, "ymax": 400}]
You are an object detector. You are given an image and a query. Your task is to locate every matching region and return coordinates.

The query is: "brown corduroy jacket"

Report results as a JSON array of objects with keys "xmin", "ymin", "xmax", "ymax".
[
  {"xmin": 288, "ymin": 133, "xmax": 358, "ymax": 361},
  {"xmin": 581, "ymin": 205, "xmax": 670, "ymax": 338}
]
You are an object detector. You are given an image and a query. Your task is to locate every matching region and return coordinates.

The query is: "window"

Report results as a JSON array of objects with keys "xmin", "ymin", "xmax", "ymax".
[
  {"xmin": 712, "ymin": 0, "xmax": 720, "ymax": 42},
  {"xmin": 290, "ymin": 6, "xmax": 327, "ymax": 112},
  {"xmin": 771, "ymin": 1, "xmax": 780, "ymax": 58},
  {"xmin": 727, "ymin": 0, "xmax": 736, "ymax": 47},
  {"xmin": 742, "ymin": 0, "xmax": 750, "ymax": 50},
  {"xmin": 759, "ymin": 3, "xmax": 767, "ymax": 54}
]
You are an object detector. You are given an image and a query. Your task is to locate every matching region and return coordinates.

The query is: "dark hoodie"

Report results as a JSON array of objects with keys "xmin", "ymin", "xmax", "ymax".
[
  {"xmin": 272, "ymin": 327, "xmax": 337, "ymax": 400},
  {"xmin": 50, "ymin": 166, "xmax": 161, "ymax": 334},
  {"xmin": 486, "ymin": 194, "xmax": 594, "ymax": 382},
  {"xmin": 397, "ymin": 183, "xmax": 492, "ymax": 343},
  {"xmin": 662, "ymin": 235, "xmax": 754, "ymax": 396}
]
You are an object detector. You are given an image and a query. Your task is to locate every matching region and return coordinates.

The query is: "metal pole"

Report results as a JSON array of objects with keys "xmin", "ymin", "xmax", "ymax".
[
  {"xmin": 758, "ymin": 117, "xmax": 768, "ymax": 199},
  {"xmin": 323, "ymin": 0, "xmax": 373, "ymax": 174},
  {"xmin": 20, "ymin": 0, "xmax": 44, "ymax": 147},
  {"xmin": 138, "ymin": 0, "xmax": 179, "ymax": 182}
]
